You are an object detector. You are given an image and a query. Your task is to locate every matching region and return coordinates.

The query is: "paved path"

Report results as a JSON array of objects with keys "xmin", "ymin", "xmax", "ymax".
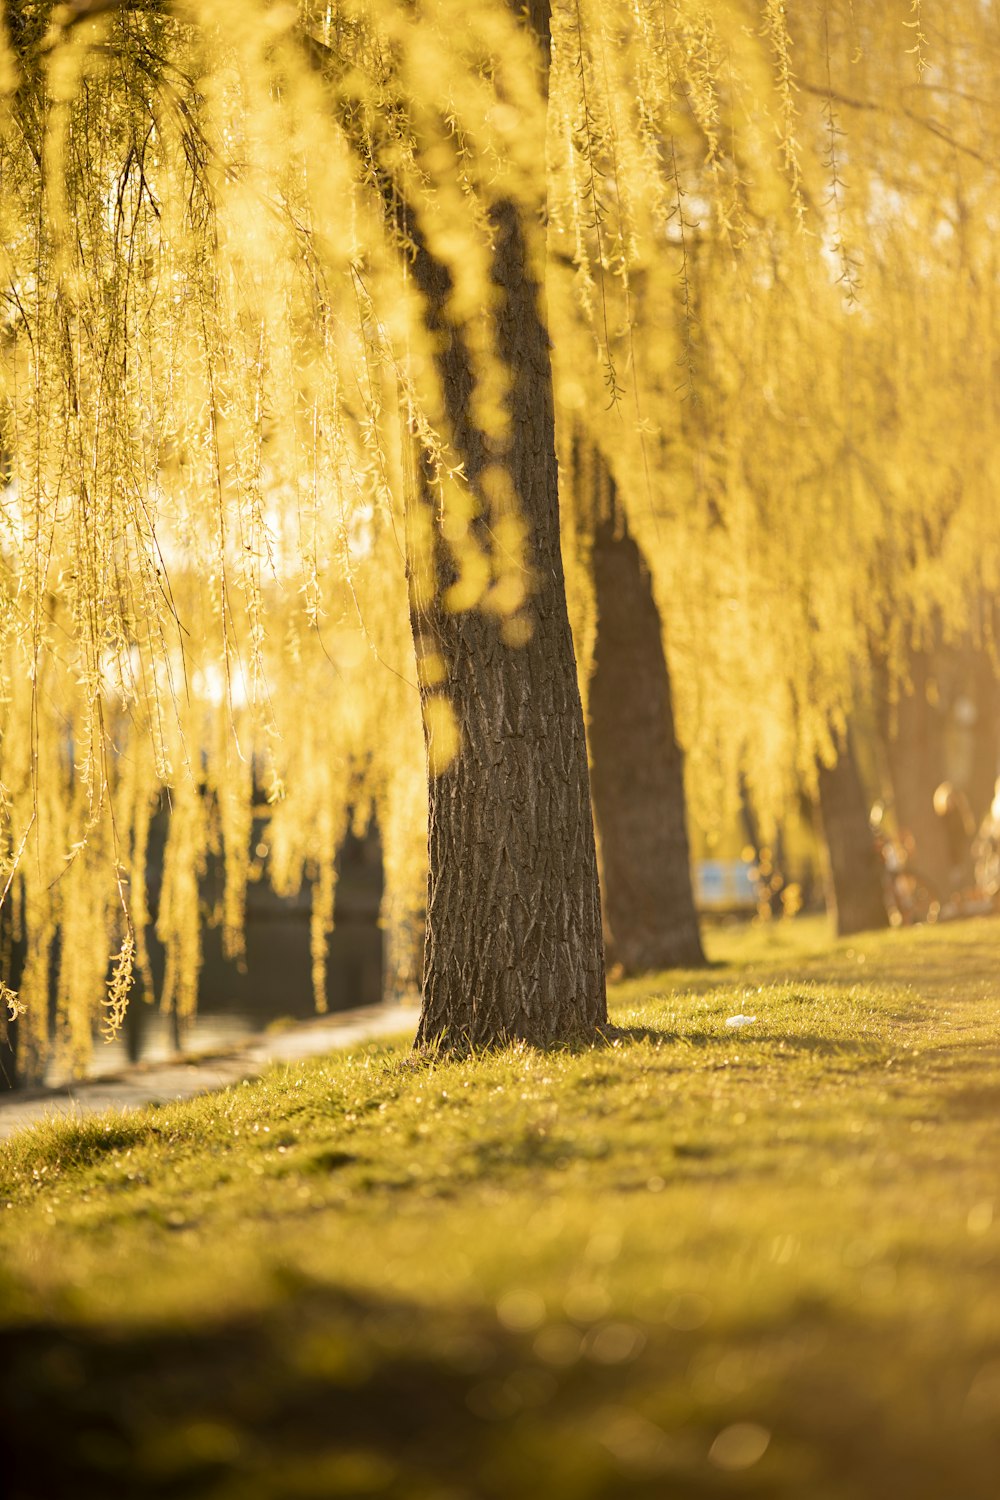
[{"xmin": 0, "ymin": 1003, "xmax": 420, "ymax": 1142}]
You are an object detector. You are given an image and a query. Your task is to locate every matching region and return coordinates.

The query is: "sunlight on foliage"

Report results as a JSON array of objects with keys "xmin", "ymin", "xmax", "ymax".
[{"xmin": 0, "ymin": 0, "xmax": 997, "ymax": 1070}]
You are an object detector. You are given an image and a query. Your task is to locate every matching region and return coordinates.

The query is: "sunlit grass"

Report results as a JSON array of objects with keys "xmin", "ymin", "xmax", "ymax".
[{"xmin": 3, "ymin": 916, "xmax": 1000, "ymax": 1496}]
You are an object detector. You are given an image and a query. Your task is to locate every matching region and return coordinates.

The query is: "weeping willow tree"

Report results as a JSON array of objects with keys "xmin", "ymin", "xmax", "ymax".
[
  {"xmin": 547, "ymin": 0, "xmax": 1000, "ymax": 869},
  {"xmin": 2, "ymin": 0, "xmax": 998, "ymax": 1075},
  {"xmin": 0, "ymin": 0, "xmax": 614, "ymax": 1070},
  {"xmin": 0, "ymin": 0, "xmax": 435, "ymax": 1074}
]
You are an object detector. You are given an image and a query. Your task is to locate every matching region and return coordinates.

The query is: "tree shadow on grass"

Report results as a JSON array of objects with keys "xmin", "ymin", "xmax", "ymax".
[
  {"xmin": 596, "ymin": 1024, "xmax": 684, "ymax": 1048},
  {"xmin": 598, "ymin": 1023, "xmax": 887, "ymax": 1061},
  {"xmin": 2, "ymin": 1276, "xmax": 1000, "ymax": 1500}
]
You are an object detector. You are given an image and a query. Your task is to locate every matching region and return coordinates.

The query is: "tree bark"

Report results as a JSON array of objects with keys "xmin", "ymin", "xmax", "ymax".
[
  {"xmin": 405, "ymin": 1, "xmax": 606, "ymax": 1047},
  {"xmin": 815, "ymin": 735, "xmax": 888, "ymax": 937},
  {"xmin": 583, "ymin": 450, "xmax": 704, "ymax": 973}
]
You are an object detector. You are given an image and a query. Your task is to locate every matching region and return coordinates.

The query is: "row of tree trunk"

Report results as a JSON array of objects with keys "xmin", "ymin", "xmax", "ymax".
[
  {"xmin": 6, "ymin": 1, "xmax": 993, "ymax": 1063},
  {"xmin": 817, "ymin": 643, "xmax": 1000, "ymax": 938},
  {"xmin": 348, "ymin": 0, "xmax": 997, "ymax": 1031}
]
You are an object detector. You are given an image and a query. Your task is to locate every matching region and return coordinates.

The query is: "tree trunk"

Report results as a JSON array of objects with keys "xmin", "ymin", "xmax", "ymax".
[
  {"xmin": 816, "ymin": 736, "xmax": 888, "ymax": 936},
  {"xmin": 584, "ymin": 450, "xmax": 704, "ymax": 972},
  {"xmin": 300, "ymin": 4, "xmax": 604, "ymax": 1044},
  {"xmin": 405, "ymin": 1, "xmax": 606, "ymax": 1047},
  {"xmin": 880, "ymin": 649, "xmax": 951, "ymax": 891},
  {"xmin": 958, "ymin": 643, "xmax": 999, "ymax": 824}
]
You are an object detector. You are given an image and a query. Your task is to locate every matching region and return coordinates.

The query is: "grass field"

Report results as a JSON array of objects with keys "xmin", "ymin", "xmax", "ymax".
[{"xmin": 3, "ymin": 914, "xmax": 1000, "ymax": 1498}]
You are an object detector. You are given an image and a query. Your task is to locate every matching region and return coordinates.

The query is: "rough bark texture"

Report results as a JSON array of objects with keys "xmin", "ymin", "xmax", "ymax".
[
  {"xmin": 816, "ymin": 738, "xmax": 889, "ymax": 937},
  {"xmin": 583, "ymin": 451, "xmax": 704, "ymax": 973},
  {"xmin": 405, "ymin": 2, "xmax": 606, "ymax": 1047}
]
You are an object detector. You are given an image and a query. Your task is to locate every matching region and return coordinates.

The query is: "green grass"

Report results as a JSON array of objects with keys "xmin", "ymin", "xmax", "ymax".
[{"xmin": 3, "ymin": 914, "xmax": 1000, "ymax": 1498}]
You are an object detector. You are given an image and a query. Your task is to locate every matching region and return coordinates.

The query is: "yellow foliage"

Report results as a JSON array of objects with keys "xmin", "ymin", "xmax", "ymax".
[{"xmin": 0, "ymin": 0, "xmax": 996, "ymax": 1070}]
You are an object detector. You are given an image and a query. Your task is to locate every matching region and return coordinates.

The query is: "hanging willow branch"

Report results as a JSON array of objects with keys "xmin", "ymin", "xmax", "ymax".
[{"xmin": 0, "ymin": 0, "xmax": 996, "ymax": 1078}]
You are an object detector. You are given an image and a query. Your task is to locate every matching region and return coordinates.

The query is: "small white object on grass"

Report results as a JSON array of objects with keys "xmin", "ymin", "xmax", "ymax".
[{"xmin": 725, "ymin": 1014, "xmax": 757, "ymax": 1029}]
